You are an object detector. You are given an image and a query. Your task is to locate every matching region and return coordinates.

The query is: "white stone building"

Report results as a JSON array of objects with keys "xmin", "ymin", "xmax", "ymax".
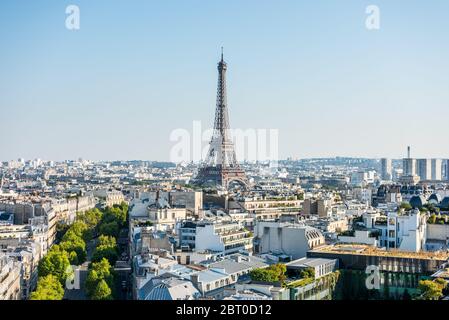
[
  {"xmin": 195, "ymin": 221, "xmax": 253, "ymax": 256},
  {"xmin": 254, "ymin": 221, "xmax": 325, "ymax": 259}
]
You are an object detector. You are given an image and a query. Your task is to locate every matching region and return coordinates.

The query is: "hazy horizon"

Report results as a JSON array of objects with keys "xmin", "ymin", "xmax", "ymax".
[
  {"xmin": 1, "ymin": 1, "xmax": 449, "ymax": 162},
  {"xmin": 0, "ymin": 156, "xmax": 432, "ymax": 164}
]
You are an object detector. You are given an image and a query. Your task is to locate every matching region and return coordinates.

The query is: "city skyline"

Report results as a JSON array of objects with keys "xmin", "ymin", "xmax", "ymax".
[
  {"xmin": 1, "ymin": 154, "xmax": 448, "ymax": 163},
  {"xmin": 3, "ymin": 1, "xmax": 449, "ymax": 306},
  {"xmin": 1, "ymin": 1, "xmax": 449, "ymax": 161}
]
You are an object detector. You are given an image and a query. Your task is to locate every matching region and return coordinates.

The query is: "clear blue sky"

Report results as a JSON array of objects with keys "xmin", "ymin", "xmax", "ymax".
[{"xmin": 1, "ymin": 0, "xmax": 449, "ymax": 161}]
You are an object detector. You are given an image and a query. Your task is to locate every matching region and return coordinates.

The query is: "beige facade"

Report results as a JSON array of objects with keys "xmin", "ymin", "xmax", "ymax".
[
  {"xmin": 322, "ymin": 218, "xmax": 349, "ymax": 233},
  {"xmin": 148, "ymin": 208, "xmax": 187, "ymax": 231},
  {"xmin": 17, "ymin": 246, "xmax": 40, "ymax": 299},
  {"xmin": 0, "ymin": 224, "xmax": 30, "ymax": 240},
  {"xmin": 135, "ymin": 190, "xmax": 203, "ymax": 217},
  {"xmin": 229, "ymin": 197, "xmax": 301, "ymax": 217},
  {"xmin": 0, "ymin": 201, "xmax": 59, "ymax": 248},
  {"xmin": 303, "ymin": 198, "xmax": 332, "ymax": 217},
  {"xmin": 252, "ymin": 209, "xmax": 283, "ymax": 221},
  {"xmin": 52, "ymin": 195, "xmax": 96, "ymax": 223},
  {"xmin": 93, "ymin": 189, "xmax": 125, "ymax": 207},
  {"xmin": 169, "ymin": 191, "xmax": 203, "ymax": 216},
  {"xmin": 0, "ymin": 254, "xmax": 21, "ymax": 300}
]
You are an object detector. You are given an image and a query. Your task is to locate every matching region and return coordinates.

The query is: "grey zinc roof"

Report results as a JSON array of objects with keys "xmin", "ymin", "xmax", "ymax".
[
  {"xmin": 145, "ymin": 285, "xmax": 173, "ymax": 300},
  {"xmin": 208, "ymin": 255, "xmax": 268, "ymax": 275},
  {"xmin": 192, "ymin": 269, "xmax": 229, "ymax": 283},
  {"xmin": 286, "ymin": 257, "xmax": 334, "ymax": 268},
  {"xmin": 140, "ymin": 274, "xmax": 199, "ymax": 300}
]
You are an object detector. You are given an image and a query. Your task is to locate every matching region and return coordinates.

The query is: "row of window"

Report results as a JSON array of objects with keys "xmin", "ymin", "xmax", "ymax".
[
  {"xmin": 378, "ymin": 264, "xmax": 423, "ymax": 273},
  {"xmin": 204, "ymin": 271, "xmax": 248, "ymax": 292}
]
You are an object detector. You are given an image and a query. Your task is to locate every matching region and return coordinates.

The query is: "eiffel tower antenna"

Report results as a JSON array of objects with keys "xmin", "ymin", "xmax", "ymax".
[{"xmin": 193, "ymin": 50, "xmax": 248, "ymax": 190}]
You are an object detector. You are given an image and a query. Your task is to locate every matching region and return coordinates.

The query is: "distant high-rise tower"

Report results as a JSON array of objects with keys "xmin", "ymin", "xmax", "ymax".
[
  {"xmin": 444, "ymin": 160, "xmax": 449, "ymax": 181},
  {"xmin": 431, "ymin": 159, "xmax": 442, "ymax": 181},
  {"xmin": 417, "ymin": 159, "xmax": 431, "ymax": 181},
  {"xmin": 400, "ymin": 146, "xmax": 420, "ymax": 184},
  {"xmin": 193, "ymin": 50, "xmax": 248, "ymax": 189},
  {"xmin": 403, "ymin": 146, "xmax": 416, "ymax": 176},
  {"xmin": 380, "ymin": 158, "xmax": 392, "ymax": 180}
]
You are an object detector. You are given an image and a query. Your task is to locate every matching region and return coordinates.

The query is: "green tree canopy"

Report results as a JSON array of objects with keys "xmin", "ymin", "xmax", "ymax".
[
  {"xmin": 101, "ymin": 202, "xmax": 128, "ymax": 227},
  {"xmin": 86, "ymin": 269, "xmax": 100, "ymax": 297},
  {"xmin": 38, "ymin": 245, "xmax": 71, "ymax": 284},
  {"xmin": 64, "ymin": 220, "xmax": 90, "ymax": 241},
  {"xmin": 250, "ymin": 268, "xmax": 280, "ymax": 282},
  {"xmin": 91, "ymin": 279, "xmax": 113, "ymax": 300},
  {"xmin": 67, "ymin": 251, "xmax": 79, "ymax": 266},
  {"xmin": 103, "ymin": 207, "xmax": 125, "ymax": 226},
  {"xmin": 98, "ymin": 235, "xmax": 117, "ymax": 247},
  {"xmin": 300, "ymin": 267, "xmax": 315, "ymax": 279},
  {"xmin": 90, "ymin": 258, "xmax": 114, "ymax": 285},
  {"xmin": 418, "ymin": 279, "xmax": 445, "ymax": 300},
  {"xmin": 30, "ymin": 275, "xmax": 65, "ymax": 300},
  {"xmin": 250, "ymin": 264, "xmax": 287, "ymax": 283},
  {"xmin": 115, "ymin": 202, "xmax": 129, "ymax": 215},
  {"xmin": 60, "ymin": 232, "xmax": 87, "ymax": 264},
  {"xmin": 86, "ymin": 258, "xmax": 114, "ymax": 299},
  {"xmin": 92, "ymin": 245, "xmax": 118, "ymax": 265},
  {"xmin": 79, "ymin": 208, "xmax": 103, "ymax": 229},
  {"xmin": 99, "ymin": 221, "xmax": 120, "ymax": 238}
]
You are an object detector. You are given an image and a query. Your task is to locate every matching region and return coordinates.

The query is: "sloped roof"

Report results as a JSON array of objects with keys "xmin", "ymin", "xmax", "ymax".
[
  {"xmin": 139, "ymin": 274, "xmax": 199, "ymax": 300},
  {"xmin": 208, "ymin": 255, "xmax": 268, "ymax": 275}
]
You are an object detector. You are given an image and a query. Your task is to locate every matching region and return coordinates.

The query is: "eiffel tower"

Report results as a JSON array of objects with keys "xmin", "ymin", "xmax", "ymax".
[{"xmin": 193, "ymin": 50, "xmax": 248, "ymax": 189}]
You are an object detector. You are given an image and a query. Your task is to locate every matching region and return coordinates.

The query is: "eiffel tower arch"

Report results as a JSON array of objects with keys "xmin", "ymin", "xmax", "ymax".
[{"xmin": 193, "ymin": 50, "xmax": 249, "ymax": 190}]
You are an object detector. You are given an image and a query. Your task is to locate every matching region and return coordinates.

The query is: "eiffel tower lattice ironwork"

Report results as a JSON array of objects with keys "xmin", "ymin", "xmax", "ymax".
[{"xmin": 193, "ymin": 50, "xmax": 248, "ymax": 189}]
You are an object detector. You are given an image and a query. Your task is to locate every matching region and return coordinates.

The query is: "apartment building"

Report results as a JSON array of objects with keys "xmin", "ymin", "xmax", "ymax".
[
  {"xmin": 0, "ymin": 223, "xmax": 30, "ymax": 241},
  {"xmin": 195, "ymin": 221, "xmax": 253, "ymax": 256},
  {"xmin": 4, "ymin": 241, "xmax": 41, "ymax": 299},
  {"xmin": 302, "ymin": 198, "xmax": 333, "ymax": 218},
  {"xmin": 93, "ymin": 189, "xmax": 125, "ymax": 207},
  {"xmin": 177, "ymin": 221, "xmax": 197, "ymax": 251},
  {"xmin": 308, "ymin": 244, "xmax": 447, "ymax": 274},
  {"xmin": 339, "ymin": 209, "xmax": 427, "ymax": 253},
  {"xmin": 377, "ymin": 209, "xmax": 427, "ymax": 252},
  {"xmin": 286, "ymin": 257, "xmax": 338, "ymax": 279},
  {"xmin": 147, "ymin": 207, "xmax": 187, "ymax": 232},
  {"xmin": 0, "ymin": 201, "xmax": 57, "ymax": 248},
  {"xmin": 0, "ymin": 253, "xmax": 21, "ymax": 300},
  {"xmin": 51, "ymin": 195, "xmax": 96, "ymax": 224},
  {"xmin": 130, "ymin": 192, "xmax": 188, "ymax": 232},
  {"xmin": 133, "ymin": 190, "xmax": 203, "ymax": 216},
  {"xmin": 129, "ymin": 225, "xmax": 174, "ymax": 258},
  {"xmin": 229, "ymin": 196, "xmax": 301, "ymax": 214},
  {"xmin": 132, "ymin": 251, "xmax": 178, "ymax": 297},
  {"xmin": 190, "ymin": 254, "xmax": 268, "ymax": 299},
  {"xmin": 190, "ymin": 268, "xmax": 232, "ymax": 299},
  {"xmin": 254, "ymin": 221, "xmax": 325, "ymax": 259}
]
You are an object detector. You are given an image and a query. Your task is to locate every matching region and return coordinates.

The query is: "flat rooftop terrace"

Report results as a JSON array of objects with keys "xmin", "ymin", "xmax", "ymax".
[{"xmin": 309, "ymin": 244, "xmax": 449, "ymax": 261}]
